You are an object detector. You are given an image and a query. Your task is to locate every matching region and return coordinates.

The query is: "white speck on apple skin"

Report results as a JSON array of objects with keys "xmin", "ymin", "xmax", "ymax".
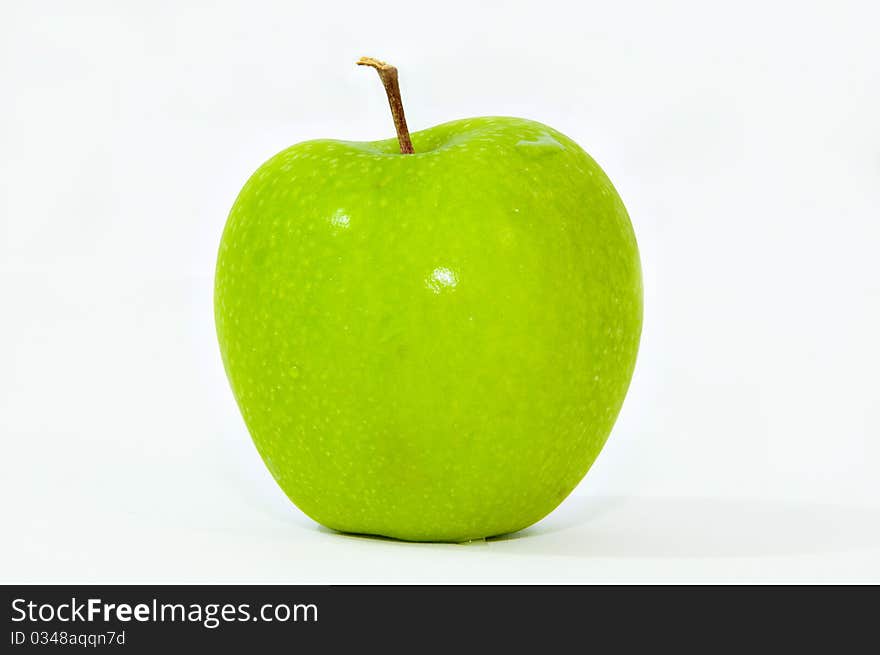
[
  {"xmin": 426, "ymin": 266, "xmax": 458, "ymax": 293},
  {"xmin": 329, "ymin": 209, "xmax": 350, "ymax": 230}
]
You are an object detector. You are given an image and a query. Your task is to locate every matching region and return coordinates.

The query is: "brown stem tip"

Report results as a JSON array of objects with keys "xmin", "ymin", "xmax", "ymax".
[{"xmin": 357, "ymin": 56, "xmax": 414, "ymax": 154}]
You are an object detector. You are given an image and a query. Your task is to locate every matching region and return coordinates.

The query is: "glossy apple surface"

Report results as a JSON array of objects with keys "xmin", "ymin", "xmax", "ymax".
[{"xmin": 215, "ymin": 117, "xmax": 642, "ymax": 541}]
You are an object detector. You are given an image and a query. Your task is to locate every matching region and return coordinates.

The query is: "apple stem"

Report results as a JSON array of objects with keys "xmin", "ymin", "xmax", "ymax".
[{"xmin": 357, "ymin": 56, "xmax": 415, "ymax": 154}]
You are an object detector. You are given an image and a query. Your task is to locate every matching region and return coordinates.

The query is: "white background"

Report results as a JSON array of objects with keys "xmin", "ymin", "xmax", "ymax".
[{"xmin": 2, "ymin": 0, "xmax": 879, "ymax": 583}]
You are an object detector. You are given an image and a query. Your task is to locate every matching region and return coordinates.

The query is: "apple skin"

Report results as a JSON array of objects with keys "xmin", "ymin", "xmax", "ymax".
[{"xmin": 215, "ymin": 117, "xmax": 642, "ymax": 542}]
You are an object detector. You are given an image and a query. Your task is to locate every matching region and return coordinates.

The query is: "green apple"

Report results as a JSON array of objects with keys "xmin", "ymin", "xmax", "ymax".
[{"xmin": 215, "ymin": 58, "xmax": 642, "ymax": 542}]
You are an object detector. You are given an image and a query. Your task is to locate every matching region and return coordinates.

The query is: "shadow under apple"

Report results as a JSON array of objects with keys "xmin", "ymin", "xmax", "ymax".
[
  {"xmin": 487, "ymin": 495, "xmax": 880, "ymax": 559},
  {"xmin": 313, "ymin": 495, "xmax": 880, "ymax": 560}
]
